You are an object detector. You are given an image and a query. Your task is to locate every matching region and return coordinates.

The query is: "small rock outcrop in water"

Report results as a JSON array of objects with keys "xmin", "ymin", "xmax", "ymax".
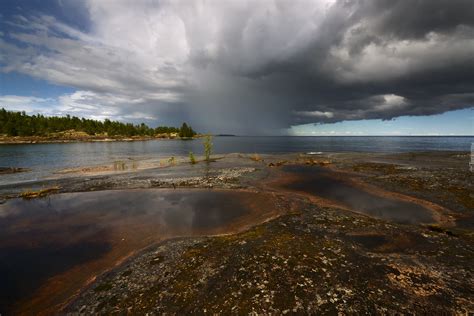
[{"xmin": 0, "ymin": 167, "xmax": 30, "ymax": 174}]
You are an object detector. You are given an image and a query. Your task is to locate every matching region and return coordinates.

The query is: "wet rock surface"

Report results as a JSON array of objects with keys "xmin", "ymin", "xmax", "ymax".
[
  {"xmin": 1, "ymin": 151, "xmax": 472, "ymax": 314},
  {"xmin": 333, "ymin": 151, "xmax": 474, "ymax": 228},
  {"xmin": 67, "ymin": 196, "xmax": 473, "ymax": 314},
  {"xmin": 0, "ymin": 156, "xmax": 263, "ymax": 199},
  {"xmin": 65, "ymin": 151, "xmax": 473, "ymax": 315}
]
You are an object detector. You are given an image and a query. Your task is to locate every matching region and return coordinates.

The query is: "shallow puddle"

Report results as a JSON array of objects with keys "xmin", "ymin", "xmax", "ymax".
[
  {"xmin": 280, "ymin": 165, "xmax": 435, "ymax": 224},
  {"xmin": 0, "ymin": 189, "xmax": 278, "ymax": 315}
]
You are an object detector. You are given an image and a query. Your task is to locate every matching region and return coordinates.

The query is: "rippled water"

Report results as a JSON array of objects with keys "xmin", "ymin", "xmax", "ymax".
[{"xmin": 0, "ymin": 136, "xmax": 472, "ymax": 184}]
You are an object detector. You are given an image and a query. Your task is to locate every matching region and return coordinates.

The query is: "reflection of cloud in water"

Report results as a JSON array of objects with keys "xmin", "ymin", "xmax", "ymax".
[
  {"xmin": 0, "ymin": 189, "xmax": 251, "ymax": 231},
  {"xmin": 0, "ymin": 189, "xmax": 261, "ymax": 314},
  {"xmin": 282, "ymin": 165, "xmax": 434, "ymax": 224}
]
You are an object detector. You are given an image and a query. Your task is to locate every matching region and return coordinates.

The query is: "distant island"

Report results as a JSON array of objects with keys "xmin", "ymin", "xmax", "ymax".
[{"xmin": 0, "ymin": 108, "xmax": 197, "ymax": 143}]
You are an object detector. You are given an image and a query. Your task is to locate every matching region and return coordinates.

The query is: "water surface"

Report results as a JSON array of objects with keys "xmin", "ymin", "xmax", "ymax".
[
  {"xmin": 0, "ymin": 189, "xmax": 277, "ymax": 314},
  {"xmin": 1, "ymin": 136, "xmax": 472, "ymax": 184},
  {"xmin": 280, "ymin": 165, "xmax": 435, "ymax": 224}
]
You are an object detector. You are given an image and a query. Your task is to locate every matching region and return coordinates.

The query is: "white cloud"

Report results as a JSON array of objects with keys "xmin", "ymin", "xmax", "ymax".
[
  {"xmin": 0, "ymin": 95, "xmax": 56, "ymax": 113},
  {"xmin": 295, "ymin": 110, "xmax": 334, "ymax": 118},
  {"xmin": 373, "ymin": 94, "xmax": 407, "ymax": 111},
  {"xmin": 0, "ymin": 95, "xmax": 52, "ymax": 106},
  {"xmin": 0, "ymin": 92, "xmax": 158, "ymax": 122},
  {"xmin": 56, "ymin": 90, "xmax": 165, "ymax": 121},
  {"xmin": 3, "ymin": 7, "xmax": 188, "ymax": 107}
]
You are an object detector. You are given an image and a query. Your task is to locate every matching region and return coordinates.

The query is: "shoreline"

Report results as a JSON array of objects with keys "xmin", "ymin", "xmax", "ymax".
[
  {"xmin": 0, "ymin": 134, "xmax": 472, "ymax": 145},
  {"xmin": 1, "ymin": 151, "xmax": 473, "ymax": 314},
  {"xmin": 0, "ymin": 135, "xmax": 201, "ymax": 144}
]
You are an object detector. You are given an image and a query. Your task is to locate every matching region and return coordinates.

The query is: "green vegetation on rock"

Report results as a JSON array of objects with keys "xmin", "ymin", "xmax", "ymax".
[
  {"xmin": 203, "ymin": 135, "xmax": 213, "ymax": 161},
  {"xmin": 189, "ymin": 152, "xmax": 197, "ymax": 164}
]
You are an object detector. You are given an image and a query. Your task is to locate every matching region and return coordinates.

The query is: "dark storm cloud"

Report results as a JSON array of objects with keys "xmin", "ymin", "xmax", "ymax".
[
  {"xmin": 362, "ymin": 0, "xmax": 474, "ymax": 39},
  {"xmin": 1, "ymin": 0, "xmax": 473, "ymax": 133},
  {"xmin": 175, "ymin": 0, "xmax": 474, "ymax": 131}
]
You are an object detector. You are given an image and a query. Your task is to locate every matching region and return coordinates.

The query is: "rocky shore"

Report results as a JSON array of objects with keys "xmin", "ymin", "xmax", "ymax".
[
  {"xmin": 0, "ymin": 134, "xmax": 178, "ymax": 144},
  {"xmin": 0, "ymin": 167, "xmax": 30, "ymax": 175},
  {"xmin": 1, "ymin": 151, "xmax": 473, "ymax": 314}
]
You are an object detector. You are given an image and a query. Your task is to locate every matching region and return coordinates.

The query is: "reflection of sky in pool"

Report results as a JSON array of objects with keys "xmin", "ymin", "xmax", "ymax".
[
  {"xmin": 0, "ymin": 189, "xmax": 263, "ymax": 314},
  {"xmin": 282, "ymin": 165, "xmax": 434, "ymax": 224}
]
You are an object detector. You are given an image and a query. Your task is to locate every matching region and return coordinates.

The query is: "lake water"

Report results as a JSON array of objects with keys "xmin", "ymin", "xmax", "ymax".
[{"xmin": 0, "ymin": 136, "xmax": 472, "ymax": 184}]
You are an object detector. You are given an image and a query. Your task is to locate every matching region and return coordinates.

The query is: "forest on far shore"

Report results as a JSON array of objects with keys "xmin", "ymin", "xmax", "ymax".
[{"xmin": 0, "ymin": 108, "xmax": 197, "ymax": 138}]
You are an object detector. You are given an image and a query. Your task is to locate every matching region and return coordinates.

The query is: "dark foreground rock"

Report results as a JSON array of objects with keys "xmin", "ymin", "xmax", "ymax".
[
  {"xmin": 2, "ymin": 151, "xmax": 472, "ymax": 314},
  {"xmin": 67, "ymin": 195, "xmax": 473, "ymax": 315}
]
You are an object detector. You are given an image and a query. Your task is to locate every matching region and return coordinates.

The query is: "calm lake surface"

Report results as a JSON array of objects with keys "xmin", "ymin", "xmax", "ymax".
[{"xmin": 0, "ymin": 136, "xmax": 472, "ymax": 184}]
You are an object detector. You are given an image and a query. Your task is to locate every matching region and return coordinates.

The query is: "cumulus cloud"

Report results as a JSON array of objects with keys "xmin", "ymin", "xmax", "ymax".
[
  {"xmin": 0, "ymin": 0, "xmax": 473, "ymax": 133},
  {"xmin": 0, "ymin": 91, "xmax": 166, "ymax": 125},
  {"xmin": 57, "ymin": 90, "xmax": 162, "ymax": 122},
  {"xmin": 0, "ymin": 95, "xmax": 56, "ymax": 114}
]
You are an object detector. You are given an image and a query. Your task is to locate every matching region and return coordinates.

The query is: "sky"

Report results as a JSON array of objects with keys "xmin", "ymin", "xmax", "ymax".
[{"xmin": 0, "ymin": 0, "xmax": 473, "ymax": 135}]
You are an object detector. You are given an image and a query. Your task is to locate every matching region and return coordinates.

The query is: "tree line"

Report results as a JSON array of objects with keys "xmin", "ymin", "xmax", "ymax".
[{"xmin": 0, "ymin": 108, "xmax": 196, "ymax": 138}]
